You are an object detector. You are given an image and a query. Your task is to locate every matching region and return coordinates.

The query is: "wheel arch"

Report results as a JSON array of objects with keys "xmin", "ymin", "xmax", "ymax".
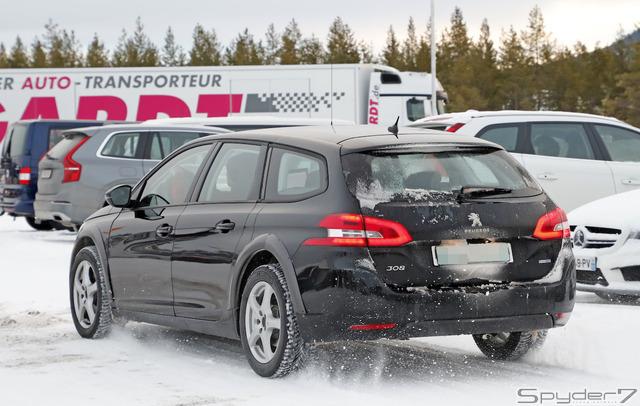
[
  {"xmin": 72, "ymin": 228, "xmax": 115, "ymax": 303},
  {"xmin": 230, "ymin": 234, "xmax": 306, "ymax": 330}
]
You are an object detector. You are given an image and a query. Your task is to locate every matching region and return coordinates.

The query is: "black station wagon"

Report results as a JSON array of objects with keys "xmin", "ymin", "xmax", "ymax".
[{"xmin": 70, "ymin": 125, "xmax": 576, "ymax": 377}]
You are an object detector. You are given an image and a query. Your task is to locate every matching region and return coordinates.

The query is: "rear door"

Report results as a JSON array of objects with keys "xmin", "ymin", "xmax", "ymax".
[
  {"xmin": 521, "ymin": 122, "xmax": 613, "ymax": 212},
  {"xmin": 171, "ymin": 142, "xmax": 264, "ymax": 320},
  {"xmin": 591, "ymin": 123, "xmax": 640, "ymax": 194}
]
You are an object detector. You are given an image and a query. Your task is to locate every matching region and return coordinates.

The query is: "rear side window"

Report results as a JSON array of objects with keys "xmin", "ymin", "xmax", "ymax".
[
  {"xmin": 47, "ymin": 134, "xmax": 87, "ymax": 160},
  {"xmin": 101, "ymin": 132, "xmax": 141, "ymax": 158},
  {"xmin": 342, "ymin": 148, "xmax": 541, "ymax": 208},
  {"xmin": 529, "ymin": 123, "xmax": 594, "ymax": 159},
  {"xmin": 593, "ymin": 125, "xmax": 640, "ymax": 162},
  {"xmin": 149, "ymin": 131, "xmax": 203, "ymax": 160},
  {"xmin": 265, "ymin": 148, "xmax": 327, "ymax": 201},
  {"xmin": 477, "ymin": 125, "xmax": 519, "ymax": 152}
]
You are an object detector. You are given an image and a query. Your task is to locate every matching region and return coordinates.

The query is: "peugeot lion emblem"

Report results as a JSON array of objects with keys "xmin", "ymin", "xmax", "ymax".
[
  {"xmin": 468, "ymin": 213, "xmax": 482, "ymax": 227},
  {"xmin": 574, "ymin": 229, "xmax": 585, "ymax": 247}
]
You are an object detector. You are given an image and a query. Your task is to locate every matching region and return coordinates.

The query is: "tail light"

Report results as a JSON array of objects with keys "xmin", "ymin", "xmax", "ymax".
[
  {"xmin": 445, "ymin": 123, "xmax": 466, "ymax": 132},
  {"xmin": 62, "ymin": 137, "xmax": 89, "ymax": 183},
  {"xmin": 533, "ymin": 207, "xmax": 570, "ymax": 240},
  {"xmin": 302, "ymin": 213, "xmax": 412, "ymax": 247},
  {"xmin": 18, "ymin": 167, "xmax": 31, "ymax": 185}
]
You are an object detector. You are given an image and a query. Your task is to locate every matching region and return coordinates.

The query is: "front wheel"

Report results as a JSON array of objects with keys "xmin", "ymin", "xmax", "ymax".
[
  {"xmin": 239, "ymin": 264, "xmax": 305, "ymax": 378},
  {"xmin": 69, "ymin": 246, "xmax": 113, "ymax": 338},
  {"xmin": 473, "ymin": 330, "xmax": 548, "ymax": 360}
]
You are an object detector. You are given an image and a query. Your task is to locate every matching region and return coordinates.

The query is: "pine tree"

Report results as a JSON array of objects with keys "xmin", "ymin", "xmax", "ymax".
[
  {"xmin": 111, "ymin": 17, "xmax": 159, "ymax": 67},
  {"xmin": 470, "ymin": 19, "xmax": 499, "ymax": 109},
  {"xmin": 521, "ymin": 6, "xmax": 555, "ymax": 109},
  {"xmin": 30, "ymin": 38, "xmax": 47, "ymax": 68},
  {"xmin": 498, "ymin": 26, "xmax": 530, "ymax": 110},
  {"xmin": 43, "ymin": 20, "xmax": 82, "ymax": 67},
  {"xmin": 381, "ymin": 26, "xmax": 402, "ymax": 68},
  {"xmin": 225, "ymin": 28, "xmax": 264, "ymax": 65},
  {"xmin": 85, "ymin": 34, "xmax": 110, "ymax": 67},
  {"xmin": 415, "ymin": 22, "xmax": 432, "ymax": 72},
  {"xmin": 326, "ymin": 17, "xmax": 360, "ymax": 63},
  {"xmin": 161, "ymin": 26, "xmax": 186, "ymax": 66},
  {"xmin": 401, "ymin": 18, "xmax": 419, "ymax": 70},
  {"xmin": 359, "ymin": 41, "xmax": 375, "ymax": 64},
  {"xmin": 263, "ymin": 23, "xmax": 281, "ymax": 65},
  {"xmin": 299, "ymin": 35, "xmax": 325, "ymax": 64},
  {"xmin": 280, "ymin": 19, "xmax": 302, "ymax": 65},
  {"xmin": 188, "ymin": 24, "xmax": 222, "ymax": 66},
  {"xmin": 9, "ymin": 36, "xmax": 29, "ymax": 68},
  {"xmin": 0, "ymin": 43, "xmax": 8, "ymax": 68}
]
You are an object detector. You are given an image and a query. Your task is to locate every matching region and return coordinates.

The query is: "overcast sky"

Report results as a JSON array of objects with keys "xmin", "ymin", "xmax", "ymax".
[{"xmin": 1, "ymin": 0, "xmax": 638, "ymax": 57}]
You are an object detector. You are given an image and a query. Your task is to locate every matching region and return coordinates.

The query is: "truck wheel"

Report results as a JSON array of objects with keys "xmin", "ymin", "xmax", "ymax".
[
  {"xmin": 473, "ymin": 330, "xmax": 548, "ymax": 360},
  {"xmin": 25, "ymin": 216, "xmax": 54, "ymax": 231},
  {"xmin": 239, "ymin": 264, "xmax": 305, "ymax": 378},
  {"xmin": 70, "ymin": 246, "xmax": 113, "ymax": 339}
]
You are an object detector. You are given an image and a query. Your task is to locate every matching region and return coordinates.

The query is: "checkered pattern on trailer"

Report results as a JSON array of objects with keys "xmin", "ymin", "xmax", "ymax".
[{"xmin": 258, "ymin": 92, "xmax": 346, "ymax": 113}]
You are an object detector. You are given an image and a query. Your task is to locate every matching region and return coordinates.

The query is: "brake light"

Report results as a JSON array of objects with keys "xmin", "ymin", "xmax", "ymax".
[
  {"xmin": 445, "ymin": 123, "xmax": 466, "ymax": 132},
  {"xmin": 348, "ymin": 323, "xmax": 397, "ymax": 330},
  {"xmin": 533, "ymin": 207, "xmax": 570, "ymax": 240},
  {"xmin": 302, "ymin": 213, "xmax": 412, "ymax": 247},
  {"xmin": 62, "ymin": 137, "xmax": 89, "ymax": 183},
  {"xmin": 18, "ymin": 167, "xmax": 31, "ymax": 185}
]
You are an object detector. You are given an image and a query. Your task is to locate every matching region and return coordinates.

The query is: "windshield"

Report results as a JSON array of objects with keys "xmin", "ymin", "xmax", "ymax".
[{"xmin": 341, "ymin": 148, "xmax": 541, "ymax": 209}]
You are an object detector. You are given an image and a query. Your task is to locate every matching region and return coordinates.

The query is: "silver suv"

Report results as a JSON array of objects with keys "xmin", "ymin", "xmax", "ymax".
[{"xmin": 34, "ymin": 124, "xmax": 227, "ymax": 227}]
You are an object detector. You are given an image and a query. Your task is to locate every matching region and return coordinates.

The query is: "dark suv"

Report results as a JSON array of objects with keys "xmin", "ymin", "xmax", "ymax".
[{"xmin": 70, "ymin": 125, "xmax": 576, "ymax": 377}]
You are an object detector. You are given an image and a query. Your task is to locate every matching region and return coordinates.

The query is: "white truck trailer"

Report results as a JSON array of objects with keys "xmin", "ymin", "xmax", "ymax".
[{"xmin": 0, "ymin": 64, "xmax": 448, "ymax": 141}]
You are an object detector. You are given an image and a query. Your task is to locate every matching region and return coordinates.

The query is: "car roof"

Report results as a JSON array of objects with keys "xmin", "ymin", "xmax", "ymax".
[
  {"xmin": 141, "ymin": 116, "xmax": 355, "ymax": 127},
  {"xmin": 193, "ymin": 124, "xmax": 502, "ymax": 152},
  {"xmin": 62, "ymin": 123, "xmax": 231, "ymax": 135},
  {"xmin": 410, "ymin": 110, "xmax": 630, "ymax": 127}
]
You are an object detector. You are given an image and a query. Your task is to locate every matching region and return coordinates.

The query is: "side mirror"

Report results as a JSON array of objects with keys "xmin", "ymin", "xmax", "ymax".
[{"xmin": 105, "ymin": 185, "xmax": 132, "ymax": 208}]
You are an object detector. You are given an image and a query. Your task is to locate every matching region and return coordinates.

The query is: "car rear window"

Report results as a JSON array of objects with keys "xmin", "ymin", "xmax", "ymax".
[
  {"xmin": 46, "ymin": 133, "xmax": 88, "ymax": 160},
  {"xmin": 341, "ymin": 148, "xmax": 541, "ymax": 208}
]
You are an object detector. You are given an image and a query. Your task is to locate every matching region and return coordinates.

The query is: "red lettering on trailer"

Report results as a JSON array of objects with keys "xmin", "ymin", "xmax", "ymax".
[
  {"xmin": 196, "ymin": 94, "xmax": 243, "ymax": 117},
  {"xmin": 77, "ymin": 96, "xmax": 128, "ymax": 120},
  {"xmin": 20, "ymin": 97, "xmax": 59, "ymax": 119},
  {"xmin": 368, "ymin": 99, "xmax": 379, "ymax": 124},
  {"xmin": 136, "ymin": 95, "xmax": 191, "ymax": 121},
  {"xmin": 21, "ymin": 76, "xmax": 72, "ymax": 90},
  {"xmin": 0, "ymin": 102, "xmax": 6, "ymax": 141}
]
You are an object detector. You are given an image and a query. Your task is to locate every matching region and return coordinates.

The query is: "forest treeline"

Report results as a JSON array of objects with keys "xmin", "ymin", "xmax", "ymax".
[{"xmin": 1, "ymin": 7, "xmax": 639, "ymax": 126}]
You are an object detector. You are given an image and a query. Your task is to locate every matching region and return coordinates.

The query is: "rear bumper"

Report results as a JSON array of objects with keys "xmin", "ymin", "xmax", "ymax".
[
  {"xmin": 295, "ymin": 243, "xmax": 576, "ymax": 343},
  {"xmin": 34, "ymin": 193, "xmax": 97, "ymax": 226},
  {"xmin": 0, "ymin": 185, "xmax": 34, "ymax": 216}
]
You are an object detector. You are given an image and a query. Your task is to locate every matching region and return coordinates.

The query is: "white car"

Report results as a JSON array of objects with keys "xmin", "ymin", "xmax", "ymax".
[
  {"xmin": 410, "ymin": 110, "xmax": 640, "ymax": 212},
  {"xmin": 568, "ymin": 188, "xmax": 640, "ymax": 302}
]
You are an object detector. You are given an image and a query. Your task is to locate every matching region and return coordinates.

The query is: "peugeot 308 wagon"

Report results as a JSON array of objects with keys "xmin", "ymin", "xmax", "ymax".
[{"xmin": 69, "ymin": 125, "xmax": 576, "ymax": 377}]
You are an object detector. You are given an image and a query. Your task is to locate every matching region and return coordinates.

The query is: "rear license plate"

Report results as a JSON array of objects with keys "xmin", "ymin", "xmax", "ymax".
[
  {"xmin": 432, "ymin": 243, "xmax": 512, "ymax": 266},
  {"xmin": 41, "ymin": 169, "xmax": 52, "ymax": 179},
  {"xmin": 575, "ymin": 256, "xmax": 596, "ymax": 271}
]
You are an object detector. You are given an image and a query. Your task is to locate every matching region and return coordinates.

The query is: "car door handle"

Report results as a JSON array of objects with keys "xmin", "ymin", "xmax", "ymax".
[
  {"xmin": 156, "ymin": 224, "xmax": 174, "ymax": 238},
  {"xmin": 537, "ymin": 173, "xmax": 558, "ymax": 181},
  {"xmin": 622, "ymin": 179, "xmax": 640, "ymax": 186},
  {"xmin": 214, "ymin": 220, "xmax": 235, "ymax": 233}
]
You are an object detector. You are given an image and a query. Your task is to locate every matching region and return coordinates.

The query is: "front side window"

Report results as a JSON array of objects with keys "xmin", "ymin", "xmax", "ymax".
[
  {"xmin": 478, "ymin": 125, "xmax": 519, "ymax": 152},
  {"xmin": 138, "ymin": 144, "xmax": 210, "ymax": 207},
  {"xmin": 197, "ymin": 143, "xmax": 262, "ymax": 202},
  {"xmin": 342, "ymin": 148, "xmax": 541, "ymax": 209},
  {"xmin": 101, "ymin": 132, "xmax": 142, "ymax": 158},
  {"xmin": 593, "ymin": 124, "xmax": 640, "ymax": 162},
  {"xmin": 529, "ymin": 123, "xmax": 594, "ymax": 159},
  {"xmin": 265, "ymin": 148, "xmax": 327, "ymax": 201},
  {"xmin": 149, "ymin": 132, "xmax": 203, "ymax": 160}
]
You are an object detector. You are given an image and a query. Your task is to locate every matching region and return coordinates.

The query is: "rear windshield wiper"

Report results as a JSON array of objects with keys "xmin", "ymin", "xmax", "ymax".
[{"xmin": 457, "ymin": 186, "xmax": 513, "ymax": 201}]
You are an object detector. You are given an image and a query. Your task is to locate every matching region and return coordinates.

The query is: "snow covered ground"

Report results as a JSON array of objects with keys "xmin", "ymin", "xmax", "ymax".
[{"xmin": 1, "ymin": 214, "xmax": 639, "ymax": 406}]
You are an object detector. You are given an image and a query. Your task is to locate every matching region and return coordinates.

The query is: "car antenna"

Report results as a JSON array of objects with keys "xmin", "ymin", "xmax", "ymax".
[{"xmin": 388, "ymin": 116, "xmax": 399, "ymax": 138}]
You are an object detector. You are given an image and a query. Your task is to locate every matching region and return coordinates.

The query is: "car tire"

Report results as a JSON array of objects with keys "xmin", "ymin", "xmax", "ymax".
[
  {"xmin": 472, "ymin": 330, "xmax": 548, "ymax": 360},
  {"xmin": 595, "ymin": 292, "xmax": 639, "ymax": 303},
  {"xmin": 25, "ymin": 216, "xmax": 54, "ymax": 231},
  {"xmin": 70, "ymin": 246, "xmax": 113, "ymax": 339},
  {"xmin": 239, "ymin": 264, "xmax": 305, "ymax": 378}
]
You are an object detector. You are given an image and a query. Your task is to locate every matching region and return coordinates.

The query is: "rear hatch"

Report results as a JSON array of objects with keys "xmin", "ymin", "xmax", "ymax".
[
  {"xmin": 340, "ymin": 145, "xmax": 566, "ymax": 288},
  {"xmin": 37, "ymin": 132, "xmax": 89, "ymax": 195}
]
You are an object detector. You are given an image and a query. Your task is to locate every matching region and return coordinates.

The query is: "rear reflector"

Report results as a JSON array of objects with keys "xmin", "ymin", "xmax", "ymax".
[
  {"xmin": 302, "ymin": 213, "xmax": 412, "ymax": 247},
  {"xmin": 445, "ymin": 123, "xmax": 466, "ymax": 132},
  {"xmin": 348, "ymin": 323, "xmax": 397, "ymax": 330},
  {"xmin": 18, "ymin": 167, "xmax": 31, "ymax": 185},
  {"xmin": 533, "ymin": 207, "xmax": 570, "ymax": 240}
]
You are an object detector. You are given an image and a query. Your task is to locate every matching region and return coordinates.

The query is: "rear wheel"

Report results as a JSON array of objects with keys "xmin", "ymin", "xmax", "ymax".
[
  {"xmin": 473, "ymin": 330, "xmax": 548, "ymax": 360},
  {"xmin": 70, "ymin": 246, "xmax": 113, "ymax": 338},
  {"xmin": 239, "ymin": 264, "xmax": 305, "ymax": 378},
  {"xmin": 25, "ymin": 216, "xmax": 54, "ymax": 231}
]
